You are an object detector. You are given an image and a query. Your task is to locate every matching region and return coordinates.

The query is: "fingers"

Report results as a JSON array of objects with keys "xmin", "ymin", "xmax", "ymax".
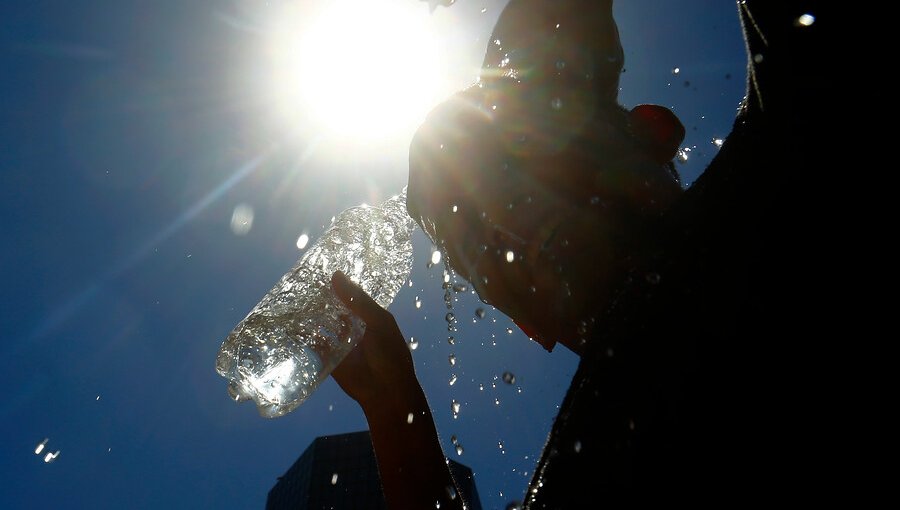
[{"xmin": 331, "ymin": 271, "xmax": 390, "ymax": 328}]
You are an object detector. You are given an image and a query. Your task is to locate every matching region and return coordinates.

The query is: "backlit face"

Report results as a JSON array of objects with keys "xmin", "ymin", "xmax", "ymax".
[{"xmin": 407, "ymin": 0, "xmax": 682, "ymax": 352}]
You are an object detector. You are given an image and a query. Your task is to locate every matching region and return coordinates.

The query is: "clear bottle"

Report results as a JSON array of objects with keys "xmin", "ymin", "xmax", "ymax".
[{"xmin": 216, "ymin": 188, "xmax": 415, "ymax": 418}]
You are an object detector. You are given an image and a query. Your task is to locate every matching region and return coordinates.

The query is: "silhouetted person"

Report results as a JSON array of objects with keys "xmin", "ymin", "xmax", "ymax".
[{"xmin": 328, "ymin": 0, "xmax": 826, "ymax": 507}]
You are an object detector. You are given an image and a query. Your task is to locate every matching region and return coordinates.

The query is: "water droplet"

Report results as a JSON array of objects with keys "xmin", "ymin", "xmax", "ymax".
[
  {"xmin": 479, "ymin": 383, "xmax": 484, "ymax": 391},
  {"xmin": 712, "ymin": 137, "xmax": 724, "ymax": 148},
  {"xmin": 449, "ymin": 374, "xmax": 457, "ymax": 386},
  {"xmin": 448, "ymin": 336, "xmax": 455, "ymax": 345},
  {"xmin": 456, "ymin": 444, "xmax": 464, "ymax": 455},
  {"xmin": 451, "ymin": 399, "xmax": 461, "ymax": 417},
  {"xmin": 505, "ymin": 250, "xmax": 515, "ymax": 263},
  {"xmin": 550, "ymin": 97, "xmax": 563, "ymax": 110},
  {"xmin": 328, "ymin": 404, "xmax": 333, "ymax": 411},
  {"xmin": 451, "ymin": 435, "xmax": 458, "ymax": 444},
  {"xmin": 753, "ymin": 53, "xmax": 764, "ymax": 64},
  {"xmin": 445, "ymin": 312, "xmax": 456, "ymax": 323},
  {"xmin": 574, "ymin": 440, "xmax": 582, "ymax": 453},
  {"xmin": 446, "ymin": 485, "xmax": 458, "ymax": 500},
  {"xmin": 494, "ymin": 39, "xmax": 501, "ymax": 46},
  {"xmin": 506, "ymin": 327, "xmax": 513, "ymax": 335},
  {"xmin": 449, "ymin": 354, "xmax": 457, "ymax": 366},
  {"xmin": 451, "ymin": 204, "xmax": 458, "ymax": 213},
  {"xmin": 645, "ymin": 272, "xmax": 661, "ymax": 285},
  {"xmin": 555, "ymin": 60, "xmax": 565, "ymax": 70},
  {"xmin": 230, "ymin": 203, "xmax": 254, "ymax": 235},
  {"xmin": 494, "ymin": 397, "xmax": 501, "ymax": 406},
  {"xmin": 415, "ymin": 297, "xmax": 422, "ymax": 309},
  {"xmin": 35, "ymin": 438, "xmax": 48, "ymax": 455},
  {"xmin": 475, "ymin": 308, "xmax": 486, "ymax": 319},
  {"xmin": 796, "ymin": 13, "xmax": 815, "ymax": 26},
  {"xmin": 452, "ymin": 283, "xmax": 468, "ymax": 293},
  {"xmin": 480, "ymin": 7, "xmax": 487, "ymax": 13},
  {"xmin": 331, "ymin": 473, "xmax": 339, "ymax": 485},
  {"xmin": 502, "ymin": 371, "xmax": 516, "ymax": 384},
  {"xmin": 506, "ymin": 501, "xmax": 522, "ymax": 510},
  {"xmin": 296, "ymin": 234, "xmax": 309, "ymax": 250},
  {"xmin": 672, "ymin": 67, "xmax": 680, "ymax": 74},
  {"xmin": 43, "ymin": 450, "xmax": 60, "ymax": 463},
  {"xmin": 431, "ymin": 250, "xmax": 442, "ymax": 265},
  {"xmin": 498, "ymin": 440, "xmax": 505, "ymax": 453},
  {"xmin": 409, "ymin": 337, "xmax": 419, "ymax": 350},
  {"xmin": 407, "ymin": 412, "xmax": 414, "ymax": 424},
  {"xmin": 676, "ymin": 147, "xmax": 691, "ymax": 163}
]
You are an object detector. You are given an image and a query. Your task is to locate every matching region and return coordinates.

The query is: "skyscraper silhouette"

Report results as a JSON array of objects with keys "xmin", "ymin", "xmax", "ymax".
[{"xmin": 267, "ymin": 430, "xmax": 482, "ymax": 509}]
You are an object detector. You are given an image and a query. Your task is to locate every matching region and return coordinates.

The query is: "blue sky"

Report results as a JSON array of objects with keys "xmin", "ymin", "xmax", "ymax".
[{"xmin": 0, "ymin": 1, "xmax": 746, "ymax": 508}]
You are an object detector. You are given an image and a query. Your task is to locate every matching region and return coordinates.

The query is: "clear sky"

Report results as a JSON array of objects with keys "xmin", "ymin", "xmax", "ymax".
[{"xmin": 0, "ymin": 1, "xmax": 746, "ymax": 508}]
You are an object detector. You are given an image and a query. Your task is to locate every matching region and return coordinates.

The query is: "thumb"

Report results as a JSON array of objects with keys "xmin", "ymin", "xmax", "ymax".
[{"xmin": 331, "ymin": 271, "xmax": 384, "ymax": 326}]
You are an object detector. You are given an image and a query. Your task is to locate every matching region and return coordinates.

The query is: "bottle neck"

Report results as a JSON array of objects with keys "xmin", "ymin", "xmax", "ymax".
[{"xmin": 379, "ymin": 186, "xmax": 416, "ymax": 235}]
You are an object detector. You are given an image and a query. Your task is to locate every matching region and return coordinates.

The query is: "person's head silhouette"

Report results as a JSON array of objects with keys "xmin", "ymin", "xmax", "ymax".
[{"xmin": 407, "ymin": 0, "xmax": 685, "ymax": 353}]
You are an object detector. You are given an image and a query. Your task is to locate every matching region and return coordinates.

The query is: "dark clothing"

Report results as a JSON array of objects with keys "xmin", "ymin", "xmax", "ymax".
[{"xmin": 526, "ymin": 2, "xmax": 828, "ymax": 507}]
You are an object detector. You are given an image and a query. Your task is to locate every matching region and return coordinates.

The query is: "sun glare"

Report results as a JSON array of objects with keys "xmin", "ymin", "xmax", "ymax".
[{"xmin": 269, "ymin": 0, "xmax": 445, "ymax": 142}]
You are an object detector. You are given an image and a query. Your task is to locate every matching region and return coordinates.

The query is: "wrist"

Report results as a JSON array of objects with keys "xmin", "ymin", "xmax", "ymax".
[{"xmin": 362, "ymin": 381, "xmax": 428, "ymax": 426}]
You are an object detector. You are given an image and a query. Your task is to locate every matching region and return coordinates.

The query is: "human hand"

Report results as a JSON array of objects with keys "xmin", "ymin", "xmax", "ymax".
[{"xmin": 330, "ymin": 271, "xmax": 420, "ymax": 412}]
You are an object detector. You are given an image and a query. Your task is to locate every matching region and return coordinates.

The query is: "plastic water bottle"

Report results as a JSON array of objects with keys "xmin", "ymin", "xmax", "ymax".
[{"xmin": 216, "ymin": 188, "xmax": 415, "ymax": 418}]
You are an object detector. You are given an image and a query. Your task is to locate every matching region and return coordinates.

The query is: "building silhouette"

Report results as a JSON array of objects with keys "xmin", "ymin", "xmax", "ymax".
[{"xmin": 267, "ymin": 430, "xmax": 482, "ymax": 510}]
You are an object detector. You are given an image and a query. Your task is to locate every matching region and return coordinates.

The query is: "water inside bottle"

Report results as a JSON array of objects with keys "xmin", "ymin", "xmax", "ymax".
[{"xmin": 216, "ymin": 189, "xmax": 414, "ymax": 417}]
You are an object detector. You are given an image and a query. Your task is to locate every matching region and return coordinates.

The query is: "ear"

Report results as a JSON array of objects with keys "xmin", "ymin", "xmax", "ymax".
[{"xmin": 628, "ymin": 104, "xmax": 686, "ymax": 164}]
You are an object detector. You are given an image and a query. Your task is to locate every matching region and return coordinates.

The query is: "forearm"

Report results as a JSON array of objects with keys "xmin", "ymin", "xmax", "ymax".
[{"xmin": 364, "ymin": 383, "xmax": 465, "ymax": 510}]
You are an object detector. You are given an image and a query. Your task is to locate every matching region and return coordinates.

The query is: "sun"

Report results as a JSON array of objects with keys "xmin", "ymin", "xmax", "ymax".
[{"xmin": 268, "ymin": 0, "xmax": 446, "ymax": 143}]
